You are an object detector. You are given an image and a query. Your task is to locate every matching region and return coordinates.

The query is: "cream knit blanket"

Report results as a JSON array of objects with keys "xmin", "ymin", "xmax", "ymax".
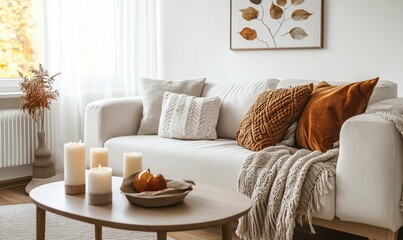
[
  {"xmin": 236, "ymin": 123, "xmax": 338, "ymax": 240},
  {"xmin": 237, "ymin": 109, "xmax": 403, "ymax": 240}
]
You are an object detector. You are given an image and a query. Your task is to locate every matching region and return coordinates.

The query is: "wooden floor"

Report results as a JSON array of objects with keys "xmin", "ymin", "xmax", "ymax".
[{"xmin": 0, "ymin": 183, "xmax": 399, "ymax": 240}]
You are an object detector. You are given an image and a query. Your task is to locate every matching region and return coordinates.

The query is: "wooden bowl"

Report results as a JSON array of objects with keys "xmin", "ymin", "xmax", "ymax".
[{"xmin": 120, "ymin": 173, "xmax": 194, "ymax": 208}]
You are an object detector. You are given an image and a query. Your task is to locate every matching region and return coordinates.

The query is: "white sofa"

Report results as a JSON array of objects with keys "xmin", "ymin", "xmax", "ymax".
[{"xmin": 84, "ymin": 79, "xmax": 402, "ymax": 239}]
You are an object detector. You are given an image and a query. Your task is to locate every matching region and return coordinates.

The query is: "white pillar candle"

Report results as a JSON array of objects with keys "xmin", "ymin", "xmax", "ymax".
[
  {"xmin": 87, "ymin": 166, "xmax": 112, "ymax": 194},
  {"xmin": 123, "ymin": 152, "xmax": 142, "ymax": 179},
  {"xmin": 64, "ymin": 141, "xmax": 86, "ymax": 186},
  {"xmin": 90, "ymin": 148, "xmax": 109, "ymax": 168}
]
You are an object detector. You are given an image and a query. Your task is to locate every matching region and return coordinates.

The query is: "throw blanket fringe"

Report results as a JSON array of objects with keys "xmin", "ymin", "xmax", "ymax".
[
  {"xmin": 237, "ymin": 143, "xmax": 338, "ymax": 240},
  {"xmin": 237, "ymin": 109, "xmax": 403, "ymax": 240}
]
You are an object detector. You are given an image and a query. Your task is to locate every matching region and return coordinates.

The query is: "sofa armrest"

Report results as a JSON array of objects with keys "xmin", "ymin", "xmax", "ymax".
[
  {"xmin": 84, "ymin": 97, "xmax": 143, "ymax": 164},
  {"xmin": 336, "ymin": 113, "xmax": 403, "ymax": 231}
]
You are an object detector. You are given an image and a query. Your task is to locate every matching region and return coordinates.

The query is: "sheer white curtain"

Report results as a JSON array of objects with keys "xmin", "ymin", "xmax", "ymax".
[{"xmin": 42, "ymin": 0, "xmax": 164, "ymax": 170}]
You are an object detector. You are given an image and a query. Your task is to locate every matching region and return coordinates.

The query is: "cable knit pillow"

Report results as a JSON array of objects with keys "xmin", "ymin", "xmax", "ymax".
[
  {"xmin": 236, "ymin": 84, "xmax": 313, "ymax": 151},
  {"xmin": 138, "ymin": 77, "xmax": 206, "ymax": 135},
  {"xmin": 296, "ymin": 78, "xmax": 379, "ymax": 152},
  {"xmin": 158, "ymin": 92, "xmax": 221, "ymax": 140}
]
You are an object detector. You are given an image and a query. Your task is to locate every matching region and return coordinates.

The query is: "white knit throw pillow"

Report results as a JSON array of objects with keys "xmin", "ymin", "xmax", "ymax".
[
  {"xmin": 138, "ymin": 77, "xmax": 206, "ymax": 135},
  {"xmin": 158, "ymin": 92, "xmax": 221, "ymax": 140}
]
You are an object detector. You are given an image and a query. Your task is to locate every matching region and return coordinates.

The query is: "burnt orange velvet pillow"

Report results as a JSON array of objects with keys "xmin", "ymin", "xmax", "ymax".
[
  {"xmin": 237, "ymin": 84, "xmax": 313, "ymax": 151},
  {"xmin": 296, "ymin": 78, "xmax": 379, "ymax": 152}
]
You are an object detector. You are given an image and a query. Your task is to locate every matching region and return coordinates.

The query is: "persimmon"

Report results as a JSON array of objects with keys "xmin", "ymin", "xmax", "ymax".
[{"xmin": 133, "ymin": 169, "xmax": 167, "ymax": 192}]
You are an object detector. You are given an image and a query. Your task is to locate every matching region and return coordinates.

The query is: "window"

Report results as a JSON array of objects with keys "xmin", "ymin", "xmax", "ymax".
[
  {"xmin": 74, "ymin": 0, "xmax": 116, "ymax": 78},
  {"xmin": 0, "ymin": 0, "xmax": 42, "ymax": 92}
]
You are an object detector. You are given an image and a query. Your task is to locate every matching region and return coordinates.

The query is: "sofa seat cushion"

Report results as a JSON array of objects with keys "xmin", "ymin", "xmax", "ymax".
[
  {"xmin": 105, "ymin": 135, "xmax": 335, "ymax": 220},
  {"xmin": 105, "ymin": 136, "xmax": 252, "ymax": 190}
]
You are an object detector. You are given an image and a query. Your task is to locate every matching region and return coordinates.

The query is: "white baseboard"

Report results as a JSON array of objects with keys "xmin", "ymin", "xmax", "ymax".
[{"xmin": 0, "ymin": 165, "xmax": 33, "ymax": 181}]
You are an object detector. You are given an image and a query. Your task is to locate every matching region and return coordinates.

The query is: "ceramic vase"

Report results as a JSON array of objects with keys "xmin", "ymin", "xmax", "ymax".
[{"xmin": 32, "ymin": 132, "xmax": 55, "ymax": 178}]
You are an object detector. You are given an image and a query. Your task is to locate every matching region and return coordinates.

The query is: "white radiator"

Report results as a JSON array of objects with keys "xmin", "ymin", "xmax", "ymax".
[{"xmin": 0, "ymin": 109, "xmax": 53, "ymax": 168}]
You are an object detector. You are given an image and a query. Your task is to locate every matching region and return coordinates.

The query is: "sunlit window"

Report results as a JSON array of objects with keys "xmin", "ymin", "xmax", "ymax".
[{"xmin": 0, "ymin": 0, "xmax": 42, "ymax": 79}]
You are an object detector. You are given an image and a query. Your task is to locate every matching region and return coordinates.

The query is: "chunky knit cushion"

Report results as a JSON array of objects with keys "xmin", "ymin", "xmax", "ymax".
[
  {"xmin": 296, "ymin": 78, "xmax": 379, "ymax": 152},
  {"xmin": 236, "ymin": 84, "xmax": 313, "ymax": 151},
  {"xmin": 158, "ymin": 92, "xmax": 221, "ymax": 140}
]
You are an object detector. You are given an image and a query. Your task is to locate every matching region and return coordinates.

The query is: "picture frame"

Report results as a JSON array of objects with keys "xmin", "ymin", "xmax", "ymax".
[{"xmin": 230, "ymin": 0, "xmax": 323, "ymax": 50}]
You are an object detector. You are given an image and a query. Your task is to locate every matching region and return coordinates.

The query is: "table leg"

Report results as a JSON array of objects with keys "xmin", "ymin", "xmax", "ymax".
[
  {"xmin": 95, "ymin": 225, "xmax": 102, "ymax": 240},
  {"xmin": 36, "ymin": 206, "xmax": 46, "ymax": 240},
  {"xmin": 221, "ymin": 223, "xmax": 232, "ymax": 240},
  {"xmin": 157, "ymin": 231, "xmax": 167, "ymax": 240}
]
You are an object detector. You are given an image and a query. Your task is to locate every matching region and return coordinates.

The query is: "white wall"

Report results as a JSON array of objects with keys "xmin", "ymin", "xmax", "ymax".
[{"xmin": 163, "ymin": 0, "xmax": 403, "ymax": 96}]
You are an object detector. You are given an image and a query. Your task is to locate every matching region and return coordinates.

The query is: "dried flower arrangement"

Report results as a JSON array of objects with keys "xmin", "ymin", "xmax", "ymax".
[{"xmin": 19, "ymin": 64, "xmax": 61, "ymax": 132}]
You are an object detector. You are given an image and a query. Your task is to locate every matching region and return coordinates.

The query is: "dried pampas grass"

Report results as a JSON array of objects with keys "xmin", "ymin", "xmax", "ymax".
[{"xmin": 19, "ymin": 64, "xmax": 60, "ymax": 132}]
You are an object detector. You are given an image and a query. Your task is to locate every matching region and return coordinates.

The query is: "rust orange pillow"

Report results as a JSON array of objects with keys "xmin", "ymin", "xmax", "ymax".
[
  {"xmin": 236, "ymin": 84, "xmax": 313, "ymax": 151},
  {"xmin": 296, "ymin": 78, "xmax": 379, "ymax": 152}
]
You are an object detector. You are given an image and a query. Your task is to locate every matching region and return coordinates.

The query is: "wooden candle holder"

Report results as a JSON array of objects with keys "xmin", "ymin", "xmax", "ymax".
[
  {"xmin": 88, "ymin": 192, "xmax": 112, "ymax": 205},
  {"xmin": 65, "ymin": 184, "xmax": 86, "ymax": 195}
]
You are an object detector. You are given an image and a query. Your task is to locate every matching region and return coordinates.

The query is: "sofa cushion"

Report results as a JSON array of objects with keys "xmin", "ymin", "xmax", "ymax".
[
  {"xmin": 201, "ymin": 79, "xmax": 279, "ymax": 139},
  {"xmin": 236, "ymin": 84, "xmax": 313, "ymax": 151},
  {"xmin": 296, "ymin": 78, "xmax": 378, "ymax": 152},
  {"xmin": 138, "ymin": 77, "xmax": 206, "ymax": 135},
  {"xmin": 158, "ymin": 92, "xmax": 221, "ymax": 140},
  {"xmin": 105, "ymin": 136, "xmax": 253, "ymax": 190},
  {"xmin": 105, "ymin": 135, "xmax": 335, "ymax": 220},
  {"xmin": 366, "ymin": 97, "xmax": 403, "ymax": 113},
  {"xmin": 277, "ymin": 79, "xmax": 397, "ymax": 105}
]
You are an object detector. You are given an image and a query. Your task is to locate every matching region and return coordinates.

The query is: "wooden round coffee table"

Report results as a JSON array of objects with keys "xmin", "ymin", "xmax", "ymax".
[{"xmin": 29, "ymin": 177, "xmax": 251, "ymax": 240}]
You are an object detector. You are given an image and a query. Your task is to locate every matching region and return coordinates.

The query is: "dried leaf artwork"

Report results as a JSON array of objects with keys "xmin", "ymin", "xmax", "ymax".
[
  {"xmin": 234, "ymin": 0, "xmax": 320, "ymax": 49},
  {"xmin": 287, "ymin": 27, "xmax": 308, "ymax": 40},
  {"xmin": 239, "ymin": 27, "xmax": 257, "ymax": 40},
  {"xmin": 250, "ymin": 0, "xmax": 262, "ymax": 5},
  {"xmin": 292, "ymin": 0, "xmax": 305, "ymax": 5},
  {"xmin": 292, "ymin": 9, "xmax": 312, "ymax": 21},
  {"xmin": 270, "ymin": 3, "xmax": 283, "ymax": 20},
  {"xmin": 277, "ymin": 0, "xmax": 287, "ymax": 7},
  {"xmin": 240, "ymin": 7, "xmax": 259, "ymax": 21}
]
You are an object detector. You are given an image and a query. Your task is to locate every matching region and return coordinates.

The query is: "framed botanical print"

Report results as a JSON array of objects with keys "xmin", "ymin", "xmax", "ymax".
[{"xmin": 230, "ymin": 0, "xmax": 323, "ymax": 50}]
